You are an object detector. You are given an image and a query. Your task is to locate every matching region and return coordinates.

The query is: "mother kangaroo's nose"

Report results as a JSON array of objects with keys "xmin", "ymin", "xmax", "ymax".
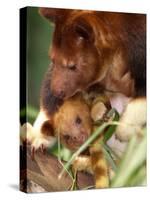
[
  {"xmin": 62, "ymin": 59, "xmax": 77, "ymax": 70},
  {"xmin": 56, "ymin": 90, "xmax": 65, "ymax": 99}
]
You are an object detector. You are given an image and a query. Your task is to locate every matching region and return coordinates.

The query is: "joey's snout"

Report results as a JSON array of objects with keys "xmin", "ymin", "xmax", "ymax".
[{"xmin": 61, "ymin": 131, "xmax": 90, "ymax": 151}]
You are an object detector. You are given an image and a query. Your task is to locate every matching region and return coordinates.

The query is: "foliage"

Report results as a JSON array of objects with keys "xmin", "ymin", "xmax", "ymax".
[{"xmin": 23, "ymin": 106, "xmax": 146, "ymax": 188}]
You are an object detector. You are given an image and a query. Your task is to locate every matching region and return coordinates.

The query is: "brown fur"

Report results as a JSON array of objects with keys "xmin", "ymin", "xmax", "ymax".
[
  {"xmin": 41, "ymin": 120, "xmax": 53, "ymax": 137},
  {"xmin": 41, "ymin": 94, "xmax": 92, "ymax": 151},
  {"xmin": 40, "ymin": 91, "xmax": 110, "ymax": 150},
  {"xmin": 39, "ymin": 8, "xmax": 146, "ymax": 113},
  {"xmin": 41, "ymin": 93, "xmax": 109, "ymax": 188},
  {"xmin": 36, "ymin": 92, "xmax": 110, "ymax": 188}
]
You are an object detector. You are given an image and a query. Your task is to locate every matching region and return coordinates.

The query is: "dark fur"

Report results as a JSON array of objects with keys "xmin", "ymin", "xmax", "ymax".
[
  {"xmin": 40, "ymin": 67, "xmax": 63, "ymax": 115},
  {"xmin": 41, "ymin": 120, "xmax": 54, "ymax": 136},
  {"xmin": 39, "ymin": 8, "xmax": 146, "ymax": 114}
]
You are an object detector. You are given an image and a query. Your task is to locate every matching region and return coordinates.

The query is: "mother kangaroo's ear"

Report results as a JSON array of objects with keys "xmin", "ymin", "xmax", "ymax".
[{"xmin": 39, "ymin": 7, "xmax": 71, "ymax": 23}]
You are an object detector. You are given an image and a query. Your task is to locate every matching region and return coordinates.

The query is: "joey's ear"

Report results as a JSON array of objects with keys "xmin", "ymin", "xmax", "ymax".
[
  {"xmin": 41, "ymin": 120, "xmax": 55, "ymax": 137},
  {"xmin": 39, "ymin": 7, "xmax": 71, "ymax": 23}
]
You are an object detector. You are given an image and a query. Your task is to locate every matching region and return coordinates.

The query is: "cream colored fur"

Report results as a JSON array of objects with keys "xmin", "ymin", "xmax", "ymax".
[{"xmin": 115, "ymin": 97, "xmax": 146, "ymax": 141}]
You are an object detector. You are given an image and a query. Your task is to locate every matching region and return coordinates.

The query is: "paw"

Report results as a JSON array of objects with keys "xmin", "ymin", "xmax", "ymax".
[
  {"xmin": 31, "ymin": 133, "xmax": 56, "ymax": 151},
  {"xmin": 20, "ymin": 122, "xmax": 56, "ymax": 159},
  {"xmin": 20, "ymin": 122, "xmax": 34, "ymax": 145},
  {"xmin": 73, "ymin": 156, "xmax": 92, "ymax": 174},
  {"xmin": 115, "ymin": 97, "xmax": 146, "ymax": 141},
  {"xmin": 107, "ymin": 134, "xmax": 127, "ymax": 157},
  {"xmin": 30, "ymin": 131, "xmax": 56, "ymax": 160},
  {"xmin": 91, "ymin": 101, "xmax": 107, "ymax": 122}
]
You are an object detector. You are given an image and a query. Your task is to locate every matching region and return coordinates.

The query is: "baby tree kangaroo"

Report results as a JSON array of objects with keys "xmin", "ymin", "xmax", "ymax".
[{"xmin": 24, "ymin": 93, "xmax": 113, "ymax": 189}]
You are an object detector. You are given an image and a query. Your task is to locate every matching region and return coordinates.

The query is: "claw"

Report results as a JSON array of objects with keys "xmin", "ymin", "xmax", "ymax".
[
  {"xmin": 31, "ymin": 146, "xmax": 35, "ymax": 160},
  {"xmin": 30, "ymin": 143, "xmax": 47, "ymax": 160},
  {"xmin": 39, "ymin": 144, "xmax": 46, "ymax": 154},
  {"xmin": 41, "ymin": 144, "xmax": 46, "ymax": 154}
]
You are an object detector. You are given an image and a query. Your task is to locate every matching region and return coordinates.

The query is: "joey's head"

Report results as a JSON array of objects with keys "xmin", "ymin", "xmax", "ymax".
[
  {"xmin": 53, "ymin": 95, "xmax": 92, "ymax": 151},
  {"xmin": 40, "ymin": 8, "xmax": 114, "ymax": 99}
]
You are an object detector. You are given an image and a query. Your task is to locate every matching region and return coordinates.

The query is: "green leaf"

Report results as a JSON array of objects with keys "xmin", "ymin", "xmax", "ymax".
[
  {"xmin": 103, "ymin": 108, "xmax": 120, "ymax": 143},
  {"xmin": 111, "ymin": 133, "xmax": 146, "ymax": 187},
  {"xmin": 102, "ymin": 143, "xmax": 117, "ymax": 172},
  {"xmin": 20, "ymin": 105, "xmax": 38, "ymax": 119}
]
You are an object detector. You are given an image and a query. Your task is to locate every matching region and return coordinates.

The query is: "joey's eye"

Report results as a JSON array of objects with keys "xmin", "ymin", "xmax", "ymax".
[
  {"xmin": 75, "ymin": 116, "xmax": 82, "ymax": 125},
  {"xmin": 64, "ymin": 135, "xmax": 71, "ymax": 141}
]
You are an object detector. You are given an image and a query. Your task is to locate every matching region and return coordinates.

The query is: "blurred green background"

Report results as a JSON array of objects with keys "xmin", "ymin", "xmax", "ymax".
[{"xmin": 27, "ymin": 7, "xmax": 53, "ymax": 110}]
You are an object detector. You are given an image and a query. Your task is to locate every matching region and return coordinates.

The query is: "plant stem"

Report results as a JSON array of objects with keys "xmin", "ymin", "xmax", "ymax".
[
  {"xmin": 59, "ymin": 122, "xmax": 111, "ymax": 178},
  {"xmin": 111, "ymin": 134, "xmax": 146, "ymax": 187},
  {"xmin": 102, "ymin": 143, "xmax": 117, "ymax": 172}
]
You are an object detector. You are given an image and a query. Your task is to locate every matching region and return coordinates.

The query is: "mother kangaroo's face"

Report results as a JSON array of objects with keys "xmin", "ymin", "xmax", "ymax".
[{"xmin": 40, "ymin": 8, "xmax": 111, "ymax": 99}]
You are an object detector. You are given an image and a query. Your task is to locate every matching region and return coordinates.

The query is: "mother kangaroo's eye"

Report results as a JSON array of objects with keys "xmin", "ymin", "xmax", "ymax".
[
  {"xmin": 75, "ymin": 116, "xmax": 82, "ymax": 125},
  {"xmin": 75, "ymin": 24, "xmax": 90, "ymax": 40}
]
